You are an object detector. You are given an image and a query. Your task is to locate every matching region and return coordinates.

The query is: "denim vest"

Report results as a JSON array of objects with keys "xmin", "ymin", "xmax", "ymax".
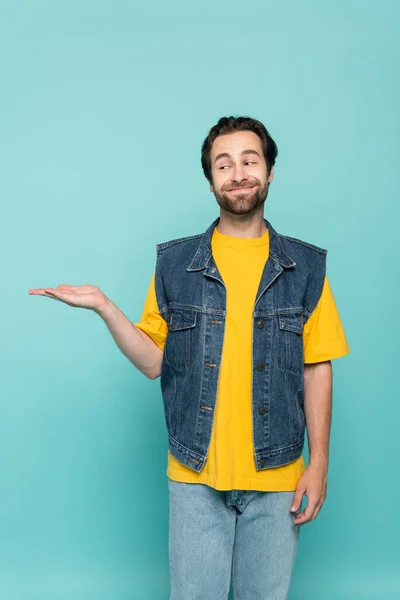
[{"xmin": 155, "ymin": 217, "xmax": 327, "ymax": 472}]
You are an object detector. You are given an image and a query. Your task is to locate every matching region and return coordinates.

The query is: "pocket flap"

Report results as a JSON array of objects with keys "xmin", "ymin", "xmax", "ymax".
[
  {"xmin": 279, "ymin": 314, "xmax": 303, "ymax": 334},
  {"xmin": 169, "ymin": 309, "xmax": 197, "ymax": 331}
]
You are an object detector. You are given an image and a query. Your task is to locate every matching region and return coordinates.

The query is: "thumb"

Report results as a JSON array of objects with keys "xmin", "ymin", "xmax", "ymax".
[{"xmin": 290, "ymin": 486, "xmax": 305, "ymax": 512}]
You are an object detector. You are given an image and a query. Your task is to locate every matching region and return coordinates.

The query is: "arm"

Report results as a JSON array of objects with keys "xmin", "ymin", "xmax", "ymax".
[
  {"xmin": 290, "ymin": 360, "xmax": 332, "ymax": 525},
  {"xmin": 28, "ymin": 283, "xmax": 164, "ymax": 380},
  {"xmin": 98, "ymin": 297, "xmax": 164, "ymax": 380},
  {"xmin": 303, "ymin": 360, "xmax": 332, "ymax": 469},
  {"xmin": 290, "ymin": 275, "xmax": 349, "ymax": 525}
]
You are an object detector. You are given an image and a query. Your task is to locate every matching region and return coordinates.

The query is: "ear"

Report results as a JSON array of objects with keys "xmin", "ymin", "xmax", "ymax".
[
  {"xmin": 268, "ymin": 166, "xmax": 274, "ymax": 183},
  {"xmin": 210, "ymin": 182, "xmax": 214, "ymax": 193}
]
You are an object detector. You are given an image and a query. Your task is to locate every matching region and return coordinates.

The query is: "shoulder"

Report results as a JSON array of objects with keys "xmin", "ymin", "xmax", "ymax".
[
  {"xmin": 276, "ymin": 231, "xmax": 328, "ymax": 273},
  {"xmin": 278, "ymin": 232, "xmax": 327, "ymax": 256},
  {"xmin": 156, "ymin": 231, "xmax": 204, "ymax": 254}
]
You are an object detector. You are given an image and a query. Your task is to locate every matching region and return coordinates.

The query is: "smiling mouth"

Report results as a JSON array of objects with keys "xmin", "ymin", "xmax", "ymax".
[{"xmin": 227, "ymin": 186, "xmax": 256, "ymax": 193}]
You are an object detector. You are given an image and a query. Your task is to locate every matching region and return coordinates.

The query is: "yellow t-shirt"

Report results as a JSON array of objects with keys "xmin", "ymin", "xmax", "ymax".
[{"xmin": 135, "ymin": 227, "xmax": 350, "ymax": 491}]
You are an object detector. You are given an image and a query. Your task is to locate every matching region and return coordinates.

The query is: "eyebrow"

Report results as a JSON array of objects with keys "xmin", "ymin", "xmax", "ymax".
[{"xmin": 214, "ymin": 149, "xmax": 261, "ymax": 164}]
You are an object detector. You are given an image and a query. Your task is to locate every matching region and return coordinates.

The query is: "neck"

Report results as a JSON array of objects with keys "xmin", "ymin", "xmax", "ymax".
[{"xmin": 216, "ymin": 210, "xmax": 267, "ymax": 239}]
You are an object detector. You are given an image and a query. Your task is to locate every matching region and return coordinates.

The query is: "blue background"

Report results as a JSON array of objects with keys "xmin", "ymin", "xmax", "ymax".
[{"xmin": 1, "ymin": 1, "xmax": 399, "ymax": 598}]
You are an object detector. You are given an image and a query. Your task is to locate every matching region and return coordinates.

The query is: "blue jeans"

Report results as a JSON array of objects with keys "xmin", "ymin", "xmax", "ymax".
[{"xmin": 168, "ymin": 478, "xmax": 301, "ymax": 600}]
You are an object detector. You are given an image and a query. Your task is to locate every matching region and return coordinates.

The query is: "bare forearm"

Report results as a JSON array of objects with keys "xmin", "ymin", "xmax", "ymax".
[
  {"xmin": 96, "ymin": 297, "xmax": 163, "ymax": 379},
  {"xmin": 303, "ymin": 361, "xmax": 332, "ymax": 469}
]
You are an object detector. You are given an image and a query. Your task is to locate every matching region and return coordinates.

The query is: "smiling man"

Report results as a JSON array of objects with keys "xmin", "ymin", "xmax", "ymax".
[
  {"xmin": 210, "ymin": 133, "xmax": 272, "ymax": 216},
  {"xmin": 29, "ymin": 116, "xmax": 350, "ymax": 599},
  {"xmin": 135, "ymin": 117, "xmax": 349, "ymax": 598}
]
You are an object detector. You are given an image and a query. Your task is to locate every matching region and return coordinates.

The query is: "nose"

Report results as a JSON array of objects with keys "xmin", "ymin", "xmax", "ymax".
[{"xmin": 231, "ymin": 162, "xmax": 247, "ymax": 184}]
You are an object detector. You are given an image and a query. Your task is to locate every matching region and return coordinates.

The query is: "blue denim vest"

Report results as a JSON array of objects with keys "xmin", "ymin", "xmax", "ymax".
[{"xmin": 155, "ymin": 217, "xmax": 327, "ymax": 472}]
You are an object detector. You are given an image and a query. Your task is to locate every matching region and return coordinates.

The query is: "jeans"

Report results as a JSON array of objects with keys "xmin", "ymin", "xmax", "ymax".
[{"xmin": 168, "ymin": 478, "xmax": 301, "ymax": 600}]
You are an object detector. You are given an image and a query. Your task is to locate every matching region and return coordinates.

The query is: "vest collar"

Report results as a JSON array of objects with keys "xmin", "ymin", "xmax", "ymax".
[{"xmin": 186, "ymin": 216, "xmax": 296, "ymax": 272}]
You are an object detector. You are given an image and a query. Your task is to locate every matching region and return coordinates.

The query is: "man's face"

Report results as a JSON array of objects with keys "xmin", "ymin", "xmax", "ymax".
[{"xmin": 209, "ymin": 130, "xmax": 274, "ymax": 216}]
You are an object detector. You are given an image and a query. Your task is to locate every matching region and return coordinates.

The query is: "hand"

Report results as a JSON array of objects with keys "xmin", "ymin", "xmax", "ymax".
[
  {"xmin": 28, "ymin": 284, "xmax": 108, "ymax": 313},
  {"xmin": 290, "ymin": 464, "xmax": 327, "ymax": 526}
]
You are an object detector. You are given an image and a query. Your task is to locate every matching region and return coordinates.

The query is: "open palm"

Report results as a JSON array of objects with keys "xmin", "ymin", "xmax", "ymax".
[{"xmin": 28, "ymin": 284, "xmax": 106, "ymax": 312}]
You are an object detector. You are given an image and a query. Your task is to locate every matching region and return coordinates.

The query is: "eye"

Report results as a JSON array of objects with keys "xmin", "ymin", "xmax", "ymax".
[
  {"xmin": 218, "ymin": 165, "xmax": 230, "ymax": 170},
  {"xmin": 244, "ymin": 161, "xmax": 256, "ymax": 166}
]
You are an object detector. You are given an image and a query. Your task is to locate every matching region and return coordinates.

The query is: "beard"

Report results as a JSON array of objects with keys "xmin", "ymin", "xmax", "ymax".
[{"xmin": 213, "ymin": 178, "xmax": 269, "ymax": 216}]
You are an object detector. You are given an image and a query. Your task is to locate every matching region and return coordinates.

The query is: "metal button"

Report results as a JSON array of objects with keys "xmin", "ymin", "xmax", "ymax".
[
  {"xmin": 257, "ymin": 320, "xmax": 264, "ymax": 328},
  {"xmin": 274, "ymin": 263, "xmax": 280, "ymax": 271},
  {"xmin": 259, "ymin": 407, "xmax": 267, "ymax": 415},
  {"xmin": 211, "ymin": 267, "xmax": 216, "ymax": 273},
  {"xmin": 257, "ymin": 363, "xmax": 264, "ymax": 371},
  {"xmin": 259, "ymin": 458, "xmax": 266, "ymax": 467}
]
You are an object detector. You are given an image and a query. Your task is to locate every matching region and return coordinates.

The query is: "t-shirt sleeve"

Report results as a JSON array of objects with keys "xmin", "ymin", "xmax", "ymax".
[
  {"xmin": 133, "ymin": 272, "xmax": 168, "ymax": 352},
  {"xmin": 303, "ymin": 275, "xmax": 350, "ymax": 363}
]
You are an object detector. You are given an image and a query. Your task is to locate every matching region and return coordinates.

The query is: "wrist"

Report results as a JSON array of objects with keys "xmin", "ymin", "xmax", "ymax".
[
  {"xmin": 94, "ymin": 294, "xmax": 112, "ymax": 317},
  {"xmin": 309, "ymin": 456, "xmax": 329, "ymax": 470}
]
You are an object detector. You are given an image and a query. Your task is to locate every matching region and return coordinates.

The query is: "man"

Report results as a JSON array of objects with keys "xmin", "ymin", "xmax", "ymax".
[{"xmin": 29, "ymin": 116, "xmax": 350, "ymax": 599}]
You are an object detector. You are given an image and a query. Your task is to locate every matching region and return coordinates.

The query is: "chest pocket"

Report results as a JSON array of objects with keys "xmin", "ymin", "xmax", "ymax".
[
  {"xmin": 165, "ymin": 309, "xmax": 197, "ymax": 369},
  {"xmin": 277, "ymin": 312, "xmax": 304, "ymax": 373}
]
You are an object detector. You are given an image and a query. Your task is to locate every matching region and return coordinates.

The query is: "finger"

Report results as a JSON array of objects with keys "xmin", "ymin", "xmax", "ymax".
[
  {"xmin": 311, "ymin": 498, "xmax": 325, "ymax": 521},
  {"xmin": 28, "ymin": 289, "xmax": 61, "ymax": 298},
  {"xmin": 41, "ymin": 292, "xmax": 62, "ymax": 302},
  {"xmin": 294, "ymin": 498, "xmax": 314, "ymax": 522},
  {"xmin": 29, "ymin": 288, "xmax": 60, "ymax": 295},
  {"xmin": 294, "ymin": 509, "xmax": 311, "ymax": 525},
  {"xmin": 290, "ymin": 488, "xmax": 305, "ymax": 512},
  {"xmin": 44, "ymin": 289, "xmax": 69, "ymax": 300},
  {"xmin": 311, "ymin": 504, "xmax": 322, "ymax": 521},
  {"xmin": 294, "ymin": 499, "xmax": 319, "ymax": 525},
  {"xmin": 293, "ymin": 496, "xmax": 307, "ymax": 521},
  {"xmin": 28, "ymin": 288, "xmax": 49, "ymax": 295}
]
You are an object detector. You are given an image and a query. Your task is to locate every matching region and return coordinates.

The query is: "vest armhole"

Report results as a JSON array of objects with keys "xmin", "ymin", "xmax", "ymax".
[{"xmin": 302, "ymin": 253, "xmax": 327, "ymax": 325}]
